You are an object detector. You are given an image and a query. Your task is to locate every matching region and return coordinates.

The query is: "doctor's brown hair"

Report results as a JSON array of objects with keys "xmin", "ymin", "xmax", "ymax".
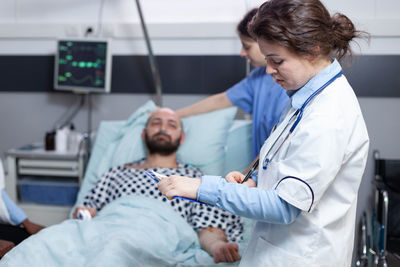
[{"xmin": 248, "ymin": 0, "xmax": 368, "ymax": 61}]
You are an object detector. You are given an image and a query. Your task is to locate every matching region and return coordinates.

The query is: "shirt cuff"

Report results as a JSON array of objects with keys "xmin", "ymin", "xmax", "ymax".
[
  {"xmin": 251, "ymin": 170, "xmax": 258, "ymax": 184},
  {"xmin": 1, "ymin": 190, "xmax": 27, "ymax": 225},
  {"xmin": 197, "ymin": 175, "xmax": 223, "ymax": 205}
]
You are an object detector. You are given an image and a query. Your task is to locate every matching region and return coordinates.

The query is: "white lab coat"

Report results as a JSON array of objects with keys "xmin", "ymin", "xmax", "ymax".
[{"xmin": 240, "ymin": 75, "xmax": 369, "ymax": 266}]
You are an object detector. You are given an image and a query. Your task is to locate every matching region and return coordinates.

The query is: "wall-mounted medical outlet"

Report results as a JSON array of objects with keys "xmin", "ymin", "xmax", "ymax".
[{"xmin": 84, "ymin": 25, "xmax": 96, "ymax": 37}]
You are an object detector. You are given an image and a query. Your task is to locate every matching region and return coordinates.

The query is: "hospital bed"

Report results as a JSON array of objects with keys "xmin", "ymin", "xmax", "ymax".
[
  {"xmin": 356, "ymin": 150, "xmax": 400, "ymax": 267},
  {"xmin": 1, "ymin": 101, "xmax": 254, "ymax": 266}
]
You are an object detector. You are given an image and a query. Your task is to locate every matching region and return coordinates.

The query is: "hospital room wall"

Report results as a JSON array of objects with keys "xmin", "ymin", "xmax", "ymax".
[{"xmin": 0, "ymin": 0, "xmax": 400, "ymax": 263}]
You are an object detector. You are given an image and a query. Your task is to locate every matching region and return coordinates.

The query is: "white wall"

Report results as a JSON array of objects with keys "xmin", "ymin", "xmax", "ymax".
[
  {"xmin": 1, "ymin": 0, "xmax": 399, "ymax": 35},
  {"xmin": 0, "ymin": 0, "xmax": 400, "ymax": 56}
]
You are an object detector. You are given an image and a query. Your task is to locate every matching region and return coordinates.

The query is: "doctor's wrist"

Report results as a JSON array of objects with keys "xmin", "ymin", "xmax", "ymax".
[{"xmin": 243, "ymin": 178, "xmax": 257, "ymax": 188}]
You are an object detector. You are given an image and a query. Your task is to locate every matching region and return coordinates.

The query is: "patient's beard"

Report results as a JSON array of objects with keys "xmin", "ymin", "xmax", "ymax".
[{"xmin": 144, "ymin": 132, "xmax": 181, "ymax": 156}]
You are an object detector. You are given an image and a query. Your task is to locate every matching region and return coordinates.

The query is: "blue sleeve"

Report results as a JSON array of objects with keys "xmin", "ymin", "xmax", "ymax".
[
  {"xmin": 197, "ymin": 176, "xmax": 301, "ymax": 224},
  {"xmin": 226, "ymin": 67, "xmax": 265, "ymax": 114},
  {"xmin": 251, "ymin": 170, "xmax": 258, "ymax": 184},
  {"xmin": 1, "ymin": 189, "xmax": 27, "ymax": 225}
]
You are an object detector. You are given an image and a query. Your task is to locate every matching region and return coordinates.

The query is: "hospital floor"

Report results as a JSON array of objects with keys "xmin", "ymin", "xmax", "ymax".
[{"xmin": 387, "ymin": 252, "xmax": 400, "ymax": 266}]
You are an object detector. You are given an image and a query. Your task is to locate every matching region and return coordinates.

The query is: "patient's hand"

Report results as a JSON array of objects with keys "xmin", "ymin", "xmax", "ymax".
[
  {"xmin": 212, "ymin": 242, "xmax": 240, "ymax": 263},
  {"xmin": 73, "ymin": 206, "xmax": 96, "ymax": 219},
  {"xmin": 198, "ymin": 227, "xmax": 240, "ymax": 263}
]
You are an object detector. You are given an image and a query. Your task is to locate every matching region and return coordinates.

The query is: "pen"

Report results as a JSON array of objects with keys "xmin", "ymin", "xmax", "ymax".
[
  {"xmin": 241, "ymin": 160, "xmax": 259, "ymax": 184},
  {"xmin": 145, "ymin": 171, "xmax": 162, "ymax": 183}
]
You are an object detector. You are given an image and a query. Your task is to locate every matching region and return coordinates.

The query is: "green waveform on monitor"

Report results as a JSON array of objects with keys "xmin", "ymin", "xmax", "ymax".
[
  {"xmin": 69, "ymin": 75, "xmax": 95, "ymax": 85},
  {"xmin": 58, "ymin": 74, "xmax": 104, "ymax": 86}
]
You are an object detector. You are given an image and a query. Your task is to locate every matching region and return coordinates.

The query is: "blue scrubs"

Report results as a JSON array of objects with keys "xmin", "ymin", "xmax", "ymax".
[{"xmin": 226, "ymin": 67, "xmax": 289, "ymax": 159}]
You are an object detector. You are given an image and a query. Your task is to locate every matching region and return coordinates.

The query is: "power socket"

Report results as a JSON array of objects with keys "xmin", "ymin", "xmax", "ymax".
[{"xmin": 84, "ymin": 25, "xmax": 96, "ymax": 37}]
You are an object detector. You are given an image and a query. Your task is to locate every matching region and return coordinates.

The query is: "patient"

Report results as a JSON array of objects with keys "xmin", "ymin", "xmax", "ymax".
[{"xmin": 73, "ymin": 108, "xmax": 242, "ymax": 263}]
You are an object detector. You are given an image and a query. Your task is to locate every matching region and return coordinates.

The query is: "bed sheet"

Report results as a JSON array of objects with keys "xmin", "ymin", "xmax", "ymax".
[{"xmin": 1, "ymin": 195, "xmax": 251, "ymax": 267}]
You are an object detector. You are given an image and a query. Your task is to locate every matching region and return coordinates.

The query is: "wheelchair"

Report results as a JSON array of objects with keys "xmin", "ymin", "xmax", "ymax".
[{"xmin": 356, "ymin": 150, "xmax": 400, "ymax": 267}]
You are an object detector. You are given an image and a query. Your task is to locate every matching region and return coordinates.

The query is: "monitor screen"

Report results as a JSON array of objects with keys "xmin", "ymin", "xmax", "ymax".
[{"xmin": 54, "ymin": 39, "xmax": 112, "ymax": 93}]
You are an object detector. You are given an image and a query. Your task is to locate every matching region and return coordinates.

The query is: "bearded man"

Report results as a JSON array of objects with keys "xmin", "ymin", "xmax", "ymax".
[{"xmin": 73, "ymin": 108, "xmax": 243, "ymax": 263}]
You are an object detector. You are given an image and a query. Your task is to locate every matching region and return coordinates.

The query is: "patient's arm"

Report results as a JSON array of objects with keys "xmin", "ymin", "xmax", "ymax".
[
  {"xmin": 73, "ymin": 206, "xmax": 96, "ymax": 219},
  {"xmin": 198, "ymin": 227, "xmax": 240, "ymax": 263}
]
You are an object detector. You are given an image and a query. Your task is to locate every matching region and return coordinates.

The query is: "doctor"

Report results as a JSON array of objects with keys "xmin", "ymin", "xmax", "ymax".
[{"xmin": 158, "ymin": 0, "xmax": 369, "ymax": 266}]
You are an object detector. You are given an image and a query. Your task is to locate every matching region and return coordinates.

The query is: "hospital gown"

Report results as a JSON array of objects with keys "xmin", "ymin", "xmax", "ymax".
[{"xmin": 82, "ymin": 159, "xmax": 243, "ymax": 243}]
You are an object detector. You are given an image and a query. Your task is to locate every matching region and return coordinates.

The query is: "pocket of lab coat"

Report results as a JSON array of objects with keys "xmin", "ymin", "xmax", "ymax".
[{"xmin": 252, "ymin": 236, "xmax": 308, "ymax": 266}]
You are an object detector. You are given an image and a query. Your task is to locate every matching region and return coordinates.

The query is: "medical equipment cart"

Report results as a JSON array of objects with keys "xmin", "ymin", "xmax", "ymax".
[{"xmin": 4, "ymin": 146, "xmax": 86, "ymax": 226}]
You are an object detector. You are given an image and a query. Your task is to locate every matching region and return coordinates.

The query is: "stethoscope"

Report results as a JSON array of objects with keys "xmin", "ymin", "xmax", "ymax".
[{"xmin": 241, "ymin": 70, "xmax": 343, "ymax": 183}]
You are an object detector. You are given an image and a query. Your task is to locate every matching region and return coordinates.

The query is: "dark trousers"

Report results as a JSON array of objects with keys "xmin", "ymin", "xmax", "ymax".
[{"xmin": 0, "ymin": 223, "xmax": 30, "ymax": 245}]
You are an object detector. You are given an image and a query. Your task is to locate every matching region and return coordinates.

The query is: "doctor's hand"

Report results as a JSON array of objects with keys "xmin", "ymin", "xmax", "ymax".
[
  {"xmin": 225, "ymin": 171, "xmax": 244, "ymax": 183},
  {"xmin": 158, "ymin": 175, "xmax": 201, "ymax": 201},
  {"xmin": 226, "ymin": 171, "xmax": 256, "ymax": 188}
]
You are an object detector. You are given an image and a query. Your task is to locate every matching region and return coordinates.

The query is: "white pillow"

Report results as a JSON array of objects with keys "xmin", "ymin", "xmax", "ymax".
[
  {"xmin": 223, "ymin": 120, "xmax": 253, "ymax": 176},
  {"xmin": 178, "ymin": 106, "xmax": 237, "ymax": 175}
]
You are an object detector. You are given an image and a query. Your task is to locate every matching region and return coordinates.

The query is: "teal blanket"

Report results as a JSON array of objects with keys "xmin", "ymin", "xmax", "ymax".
[{"xmin": 1, "ymin": 196, "xmax": 248, "ymax": 266}]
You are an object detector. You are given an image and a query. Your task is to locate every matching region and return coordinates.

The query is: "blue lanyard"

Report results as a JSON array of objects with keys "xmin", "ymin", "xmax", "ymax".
[{"xmin": 261, "ymin": 70, "xmax": 343, "ymax": 170}]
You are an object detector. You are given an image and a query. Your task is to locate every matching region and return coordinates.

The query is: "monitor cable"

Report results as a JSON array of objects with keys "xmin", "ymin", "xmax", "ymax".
[
  {"xmin": 96, "ymin": 0, "xmax": 106, "ymax": 37},
  {"xmin": 53, "ymin": 94, "xmax": 85, "ymax": 131},
  {"xmin": 83, "ymin": 0, "xmax": 106, "ymax": 37}
]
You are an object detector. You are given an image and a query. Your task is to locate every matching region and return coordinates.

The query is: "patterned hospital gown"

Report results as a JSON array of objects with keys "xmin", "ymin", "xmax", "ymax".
[{"xmin": 82, "ymin": 159, "xmax": 243, "ymax": 243}]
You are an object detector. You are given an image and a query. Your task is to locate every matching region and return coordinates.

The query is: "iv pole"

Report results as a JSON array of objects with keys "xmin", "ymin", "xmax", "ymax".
[{"xmin": 135, "ymin": 0, "xmax": 163, "ymax": 106}]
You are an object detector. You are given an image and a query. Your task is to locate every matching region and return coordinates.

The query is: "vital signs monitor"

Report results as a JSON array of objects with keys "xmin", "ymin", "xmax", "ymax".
[{"xmin": 54, "ymin": 39, "xmax": 112, "ymax": 93}]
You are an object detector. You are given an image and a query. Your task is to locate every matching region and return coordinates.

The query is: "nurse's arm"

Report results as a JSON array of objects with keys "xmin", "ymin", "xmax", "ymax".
[{"xmin": 176, "ymin": 92, "xmax": 233, "ymax": 118}]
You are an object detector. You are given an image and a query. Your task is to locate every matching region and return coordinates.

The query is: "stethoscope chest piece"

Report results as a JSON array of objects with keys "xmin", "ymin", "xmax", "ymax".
[{"xmin": 263, "ymin": 158, "xmax": 269, "ymax": 170}]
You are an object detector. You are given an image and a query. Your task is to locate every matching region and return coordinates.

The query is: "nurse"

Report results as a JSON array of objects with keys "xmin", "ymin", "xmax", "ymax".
[
  {"xmin": 176, "ymin": 8, "xmax": 289, "ymax": 160},
  {"xmin": 159, "ymin": 0, "xmax": 369, "ymax": 266}
]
